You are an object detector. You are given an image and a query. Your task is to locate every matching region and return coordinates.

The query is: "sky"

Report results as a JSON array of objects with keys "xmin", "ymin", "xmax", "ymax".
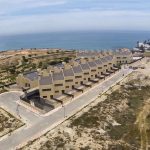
[{"xmin": 0, "ymin": 0, "xmax": 150, "ymax": 35}]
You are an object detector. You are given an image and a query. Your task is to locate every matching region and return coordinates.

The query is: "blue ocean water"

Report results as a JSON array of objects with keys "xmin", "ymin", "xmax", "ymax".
[{"xmin": 0, "ymin": 30, "xmax": 150, "ymax": 51}]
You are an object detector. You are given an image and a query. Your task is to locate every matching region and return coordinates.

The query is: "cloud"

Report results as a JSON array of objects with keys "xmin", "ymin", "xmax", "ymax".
[
  {"xmin": 0, "ymin": 10, "xmax": 150, "ymax": 35},
  {"xmin": 0, "ymin": 0, "xmax": 66, "ymax": 16},
  {"xmin": 0, "ymin": 0, "xmax": 150, "ymax": 35}
]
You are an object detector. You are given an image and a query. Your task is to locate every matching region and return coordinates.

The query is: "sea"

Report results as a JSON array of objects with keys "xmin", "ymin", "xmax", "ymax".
[{"xmin": 0, "ymin": 30, "xmax": 150, "ymax": 51}]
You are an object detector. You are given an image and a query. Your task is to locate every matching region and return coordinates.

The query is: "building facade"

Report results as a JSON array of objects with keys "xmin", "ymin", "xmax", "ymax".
[
  {"xmin": 17, "ymin": 50, "xmax": 133, "ymax": 108},
  {"xmin": 17, "ymin": 71, "xmax": 38, "ymax": 89},
  {"xmin": 115, "ymin": 50, "xmax": 133, "ymax": 64}
]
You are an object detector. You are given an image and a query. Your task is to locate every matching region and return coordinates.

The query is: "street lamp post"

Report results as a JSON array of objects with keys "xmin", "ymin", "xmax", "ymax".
[
  {"xmin": 101, "ymin": 86, "xmax": 104, "ymax": 94},
  {"xmin": 64, "ymin": 105, "xmax": 66, "ymax": 118},
  {"xmin": 16, "ymin": 104, "xmax": 21, "ymax": 118},
  {"xmin": 62, "ymin": 103, "xmax": 66, "ymax": 118}
]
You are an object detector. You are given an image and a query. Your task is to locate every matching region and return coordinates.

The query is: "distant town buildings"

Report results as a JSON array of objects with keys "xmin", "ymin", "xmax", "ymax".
[
  {"xmin": 133, "ymin": 40, "xmax": 150, "ymax": 52},
  {"xmin": 134, "ymin": 40, "xmax": 150, "ymax": 57}
]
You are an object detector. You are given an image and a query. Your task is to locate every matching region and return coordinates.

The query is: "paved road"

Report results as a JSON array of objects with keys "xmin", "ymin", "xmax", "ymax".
[
  {"xmin": 0, "ymin": 92, "xmax": 42, "ymax": 125},
  {"xmin": 0, "ymin": 68, "xmax": 132, "ymax": 150}
]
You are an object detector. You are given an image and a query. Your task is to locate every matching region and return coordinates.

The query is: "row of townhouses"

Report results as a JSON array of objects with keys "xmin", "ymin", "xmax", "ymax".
[{"xmin": 17, "ymin": 50, "xmax": 133, "ymax": 108}]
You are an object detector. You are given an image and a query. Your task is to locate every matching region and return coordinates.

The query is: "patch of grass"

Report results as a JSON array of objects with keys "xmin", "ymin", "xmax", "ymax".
[
  {"xmin": 108, "ymin": 144, "xmax": 133, "ymax": 150},
  {"xmin": 80, "ymin": 146, "xmax": 91, "ymax": 150},
  {"xmin": 41, "ymin": 137, "xmax": 66, "ymax": 149},
  {"xmin": 71, "ymin": 80, "xmax": 150, "ymax": 149},
  {"xmin": 107, "ymin": 85, "xmax": 150, "ymax": 148},
  {"xmin": 70, "ymin": 112, "xmax": 99, "ymax": 128}
]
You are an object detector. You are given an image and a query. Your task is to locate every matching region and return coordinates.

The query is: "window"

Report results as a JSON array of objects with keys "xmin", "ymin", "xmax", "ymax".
[
  {"xmin": 91, "ymin": 69, "xmax": 96, "ymax": 72},
  {"xmin": 98, "ymin": 67, "xmax": 102, "ymax": 69},
  {"xmin": 84, "ymin": 78, "xmax": 86, "ymax": 80},
  {"xmin": 42, "ymin": 89, "xmax": 51, "ymax": 92},
  {"xmin": 66, "ymin": 86, "xmax": 69, "ymax": 88},
  {"xmin": 65, "ymin": 79, "xmax": 73, "ymax": 82},
  {"xmin": 43, "ymin": 96, "xmax": 47, "ymax": 98},
  {"xmin": 25, "ymin": 83, "xmax": 30, "ymax": 87},
  {"xmin": 84, "ymin": 72, "xmax": 89, "ymax": 75},
  {"xmin": 75, "ymin": 82, "xmax": 78, "ymax": 84},
  {"xmin": 55, "ymin": 91, "xmax": 59, "ymax": 93},
  {"xmin": 50, "ymin": 95, "xmax": 53, "ymax": 99},
  {"xmin": 104, "ymin": 65, "xmax": 107, "ymax": 67},
  {"xmin": 54, "ymin": 84, "xmax": 63, "ymax": 87},
  {"xmin": 109, "ymin": 63, "xmax": 112, "ymax": 65},
  {"xmin": 117, "ymin": 57, "xmax": 120, "ymax": 59},
  {"xmin": 75, "ymin": 76, "xmax": 82, "ymax": 79}
]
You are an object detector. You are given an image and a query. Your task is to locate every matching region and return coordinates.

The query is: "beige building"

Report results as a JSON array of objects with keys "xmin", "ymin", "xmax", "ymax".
[
  {"xmin": 105, "ymin": 55, "xmax": 117, "ymax": 71},
  {"xmin": 38, "ymin": 71, "xmax": 62, "ymax": 108},
  {"xmin": 39, "ymin": 68, "xmax": 70, "ymax": 104},
  {"xmin": 100, "ymin": 56, "xmax": 110, "ymax": 76},
  {"xmin": 63, "ymin": 63, "xmax": 75, "ymax": 92},
  {"xmin": 94, "ymin": 57, "xmax": 105, "ymax": 79},
  {"xmin": 87, "ymin": 58, "xmax": 99, "ymax": 82},
  {"xmin": 16, "ymin": 71, "xmax": 38, "ymax": 89},
  {"xmin": 80, "ymin": 58, "xmax": 93, "ymax": 87},
  {"xmin": 115, "ymin": 50, "xmax": 133, "ymax": 64},
  {"xmin": 39, "ymin": 71, "xmax": 53, "ymax": 99},
  {"xmin": 18, "ymin": 50, "xmax": 133, "ymax": 109},
  {"xmin": 71, "ymin": 61, "xmax": 85, "ymax": 92},
  {"xmin": 63, "ymin": 63, "xmax": 78, "ymax": 97},
  {"xmin": 39, "ymin": 62, "xmax": 81, "ymax": 105},
  {"xmin": 52, "ymin": 68, "xmax": 66, "ymax": 99}
]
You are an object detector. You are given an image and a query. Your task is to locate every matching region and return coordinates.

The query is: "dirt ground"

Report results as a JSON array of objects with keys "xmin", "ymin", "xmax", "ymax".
[
  {"xmin": 0, "ymin": 108, "xmax": 24, "ymax": 137},
  {"xmin": 20, "ymin": 58, "xmax": 150, "ymax": 150}
]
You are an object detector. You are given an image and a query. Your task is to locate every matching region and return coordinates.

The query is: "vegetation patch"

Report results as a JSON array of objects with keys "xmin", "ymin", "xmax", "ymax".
[
  {"xmin": 70, "ymin": 79, "xmax": 150, "ymax": 149},
  {"xmin": 0, "ymin": 108, "xmax": 24, "ymax": 137}
]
